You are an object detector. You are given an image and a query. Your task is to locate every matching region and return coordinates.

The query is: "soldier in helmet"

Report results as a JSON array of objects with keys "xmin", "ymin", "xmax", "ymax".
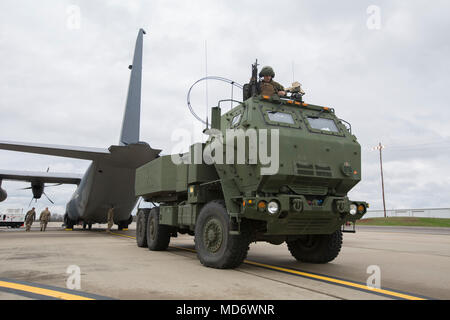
[
  {"xmin": 258, "ymin": 66, "xmax": 286, "ymax": 97},
  {"xmin": 106, "ymin": 205, "xmax": 114, "ymax": 233},
  {"xmin": 39, "ymin": 207, "xmax": 51, "ymax": 232},
  {"xmin": 24, "ymin": 207, "xmax": 36, "ymax": 232}
]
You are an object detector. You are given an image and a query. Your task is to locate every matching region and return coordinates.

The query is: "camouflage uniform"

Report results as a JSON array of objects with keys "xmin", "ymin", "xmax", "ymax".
[
  {"xmin": 258, "ymin": 66, "xmax": 285, "ymax": 96},
  {"xmin": 39, "ymin": 208, "xmax": 51, "ymax": 232},
  {"xmin": 106, "ymin": 207, "xmax": 114, "ymax": 233},
  {"xmin": 259, "ymin": 80, "xmax": 285, "ymax": 96},
  {"xmin": 25, "ymin": 209, "xmax": 36, "ymax": 232}
]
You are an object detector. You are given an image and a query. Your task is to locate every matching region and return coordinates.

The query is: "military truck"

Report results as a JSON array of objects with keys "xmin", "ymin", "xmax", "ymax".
[{"xmin": 134, "ymin": 74, "xmax": 367, "ymax": 269}]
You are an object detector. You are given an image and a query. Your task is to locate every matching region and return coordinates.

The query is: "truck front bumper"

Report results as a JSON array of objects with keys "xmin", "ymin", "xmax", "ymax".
[{"xmin": 236, "ymin": 195, "xmax": 367, "ymax": 235}]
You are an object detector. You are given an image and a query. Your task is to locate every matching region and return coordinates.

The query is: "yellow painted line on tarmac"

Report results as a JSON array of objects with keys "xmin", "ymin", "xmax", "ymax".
[
  {"xmin": 109, "ymin": 232, "xmax": 426, "ymax": 300},
  {"xmin": 242, "ymin": 260, "xmax": 425, "ymax": 301},
  {"xmin": 171, "ymin": 245, "xmax": 196, "ymax": 253},
  {"xmin": 109, "ymin": 232, "xmax": 136, "ymax": 240},
  {"xmin": 0, "ymin": 280, "xmax": 94, "ymax": 300}
]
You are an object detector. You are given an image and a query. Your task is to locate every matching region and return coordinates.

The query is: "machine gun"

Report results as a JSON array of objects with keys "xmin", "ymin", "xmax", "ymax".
[
  {"xmin": 243, "ymin": 59, "xmax": 259, "ymax": 100},
  {"xmin": 250, "ymin": 59, "xmax": 259, "ymax": 96}
]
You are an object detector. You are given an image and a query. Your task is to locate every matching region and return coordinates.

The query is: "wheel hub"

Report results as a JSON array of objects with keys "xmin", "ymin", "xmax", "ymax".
[{"xmin": 203, "ymin": 218, "xmax": 223, "ymax": 253}]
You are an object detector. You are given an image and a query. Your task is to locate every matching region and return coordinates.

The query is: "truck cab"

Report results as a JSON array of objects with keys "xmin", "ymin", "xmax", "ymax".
[{"xmin": 215, "ymin": 94, "xmax": 367, "ymax": 237}]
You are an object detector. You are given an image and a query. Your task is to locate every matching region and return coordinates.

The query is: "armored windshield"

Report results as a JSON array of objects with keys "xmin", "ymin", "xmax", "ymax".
[
  {"xmin": 267, "ymin": 111, "xmax": 295, "ymax": 125},
  {"xmin": 307, "ymin": 117, "xmax": 339, "ymax": 133}
]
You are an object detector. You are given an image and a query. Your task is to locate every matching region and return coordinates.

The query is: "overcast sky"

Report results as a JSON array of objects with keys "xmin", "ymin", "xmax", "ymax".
[{"xmin": 1, "ymin": 0, "xmax": 449, "ymax": 215}]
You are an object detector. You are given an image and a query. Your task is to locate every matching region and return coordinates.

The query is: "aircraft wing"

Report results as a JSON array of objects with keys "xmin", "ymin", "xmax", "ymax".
[
  {"xmin": 0, "ymin": 169, "xmax": 83, "ymax": 185},
  {"xmin": 0, "ymin": 140, "xmax": 110, "ymax": 160}
]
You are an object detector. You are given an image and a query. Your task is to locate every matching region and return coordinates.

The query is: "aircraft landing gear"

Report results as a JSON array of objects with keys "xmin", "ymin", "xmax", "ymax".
[
  {"xmin": 117, "ymin": 215, "xmax": 133, "ymax": 231},
  {"xmin": 64, "ymin": 214, "xmax": 75, "ymax": 230},
  {"xmin": 82, "ymin": 222, "xmax": 93, "ymax": 230}
]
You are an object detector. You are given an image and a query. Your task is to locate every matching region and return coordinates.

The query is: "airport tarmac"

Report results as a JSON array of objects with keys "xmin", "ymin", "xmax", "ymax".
[{"xmin": 0, "ymin": 222, "xmax": 448, "ymax": 300}]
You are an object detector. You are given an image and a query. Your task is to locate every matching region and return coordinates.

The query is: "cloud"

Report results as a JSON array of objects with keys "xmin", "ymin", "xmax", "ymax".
[{"xmin": 1, "ymin": 0, "xmax": 450, "ymax": 213}]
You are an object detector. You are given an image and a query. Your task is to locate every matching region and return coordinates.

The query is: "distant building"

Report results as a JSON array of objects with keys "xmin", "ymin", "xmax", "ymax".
[{"xmin": 365, "ymin": 208, "xmax": 450, "ymax": 219}]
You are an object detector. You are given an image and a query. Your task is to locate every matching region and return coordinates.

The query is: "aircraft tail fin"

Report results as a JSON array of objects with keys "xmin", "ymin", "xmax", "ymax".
[{"xmin": 119, "ymin": 28, "xmax": 146, "ymax": 146}]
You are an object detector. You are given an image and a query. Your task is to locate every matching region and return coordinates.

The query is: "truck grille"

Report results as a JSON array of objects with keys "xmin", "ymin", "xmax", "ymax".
[
  {"xmin": 286, "ymin": 217, "xmax": 334, "ymax": 233},
  {"xmin": 289, "ymin": 185, "xmax": 328, "ymax": 195},
  {"xmin": 294, "ymin": 162, "xmax": 333, "ymax": 177}
]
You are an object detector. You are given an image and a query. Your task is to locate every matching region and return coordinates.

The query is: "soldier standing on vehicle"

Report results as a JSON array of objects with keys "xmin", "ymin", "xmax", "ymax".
[
  {"xmin": 24, "ymin": 207, "xmax": 36, "ymax": 232},
  {"xmin": 258, "ymin": 66, "xmax": 286, "ymax": 97},
  {"xmin": 39, "ymin": 207, "xmax": 51, "ymax": 232},
  {"xmin": 106, "ymin": 206, "xmax": 114, "ymax": 233}
]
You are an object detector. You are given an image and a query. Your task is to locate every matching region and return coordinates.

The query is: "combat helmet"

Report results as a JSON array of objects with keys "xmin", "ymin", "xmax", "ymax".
[{"xmin": 259, "ymin": 66, "xmax": 275, "ymax": 78}]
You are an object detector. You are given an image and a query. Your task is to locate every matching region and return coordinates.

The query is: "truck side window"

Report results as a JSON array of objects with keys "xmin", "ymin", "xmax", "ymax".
[
  {"xmin": 231, "ymin": 114, "xmax": 242, "ymax": 127},
  {"xmin": 307, "ymin": 117, "xmax": 339, "ymax": 133}
]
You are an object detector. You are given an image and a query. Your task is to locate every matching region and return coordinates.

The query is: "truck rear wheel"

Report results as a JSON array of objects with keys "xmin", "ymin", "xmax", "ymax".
[
  {"xmin": 136, "ymin": 209, "xmax": 150, "ymax": 247},
  {"xmin": 146, "ymin": 207, "xmax": 171, "ymax": 251},
  {"xmin": 286, "ymin": 230, "xmax": 343, "ymax": 263},
  {"xmin": 195, "ymin": 200, "xmax": 250, "ymax": 269}
]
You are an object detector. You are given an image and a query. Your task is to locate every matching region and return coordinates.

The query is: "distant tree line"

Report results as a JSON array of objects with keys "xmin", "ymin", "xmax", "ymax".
[{"xmin": 49, "ymin": 213, "xmax": 64, "ymax": 222}]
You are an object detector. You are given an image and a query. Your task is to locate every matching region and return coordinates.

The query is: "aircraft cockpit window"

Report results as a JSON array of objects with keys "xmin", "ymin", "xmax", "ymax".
[
  {"xmin": 307, "ymin": 117, "xmax": 339, "ymax": 133},
  {"xmin": 231, "ymin": 114, "xmax": 242, "ymax": 127},
  {"xmin": 267, "ymin": 112, "xmax": 295, "ymax": 125}
]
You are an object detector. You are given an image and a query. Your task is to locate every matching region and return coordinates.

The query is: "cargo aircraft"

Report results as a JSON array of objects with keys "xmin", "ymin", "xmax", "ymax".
[{"xmin": 0, "ymin": 29, "xmax": 160, "ymax": 229}]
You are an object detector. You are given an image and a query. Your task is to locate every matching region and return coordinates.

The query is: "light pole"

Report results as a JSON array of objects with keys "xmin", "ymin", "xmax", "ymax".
[{"xmin": 372, "ymin": 143, "xmax": 387, "ymax": 218}]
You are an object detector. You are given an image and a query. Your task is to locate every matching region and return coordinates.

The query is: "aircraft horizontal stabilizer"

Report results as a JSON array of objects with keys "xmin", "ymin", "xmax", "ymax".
[
  {"xmin": 0, "ymin": 140, "xmax": 110, "ymax": 160},
  {"xmin": 0, "ymin": 169, "xmax": 82, "ymax": 185}
]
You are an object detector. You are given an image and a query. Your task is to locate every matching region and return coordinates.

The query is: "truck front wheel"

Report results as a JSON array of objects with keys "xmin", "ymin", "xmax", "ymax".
[
  {"xmin": 146, "ymin": 207, "xmax": 171, "ymax": 251},
  {"xmin": 286, "ymin": 230, "xmax": 343, "ymax": 263},
  {"xmin": 195, "ymin": 201, "xmax": 250, "ymax": 269}
]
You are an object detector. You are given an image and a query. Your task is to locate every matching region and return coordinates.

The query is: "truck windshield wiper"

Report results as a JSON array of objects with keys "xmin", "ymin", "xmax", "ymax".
[{"xmin": 309, "ymin": 109, "xmax": 324, "ymax": 119}]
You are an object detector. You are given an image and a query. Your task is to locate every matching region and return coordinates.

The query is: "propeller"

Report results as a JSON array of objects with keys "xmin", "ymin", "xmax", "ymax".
[
  {"xmin": 21, "ymin": 167, "xmax": 61, "ymax": 206},
  {"xmin": 42, "ymin": 192, "xmax": 55, "ymax": 204},
  {"xmin": 28, "ymin": 197, "xmax": 36, "ymax": 208}
]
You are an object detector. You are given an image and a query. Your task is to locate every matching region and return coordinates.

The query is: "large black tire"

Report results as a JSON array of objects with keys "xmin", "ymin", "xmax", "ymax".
[
  {"xmin": 146, "ymin": 207, "xmax": 171, "ymax": 251},
  {"xmin": 195, "ymin": 200, "xmax": 250, "ymax": 269},
  {"xmin": 286, "ymin": 230, "xmax": 343, "ymax": 263},
  {"xmin": 136, "ymin": 209, "xmax": 150, "ymax": 248}
]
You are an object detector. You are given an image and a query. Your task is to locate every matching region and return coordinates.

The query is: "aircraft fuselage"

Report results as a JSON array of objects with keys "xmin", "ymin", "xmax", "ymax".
[{"xmin": 66, "ymin": 161, "xmax": 137, "ymax": 225}]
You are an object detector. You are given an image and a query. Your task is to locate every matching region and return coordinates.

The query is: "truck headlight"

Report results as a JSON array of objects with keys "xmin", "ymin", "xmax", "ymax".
[
  {"xmin": 349, "ymin": 204, "xmax": 357, "ymax": 215},
  {"xmin": 268, "ymin": 201, "xmax": 280, "ymax": 215}
]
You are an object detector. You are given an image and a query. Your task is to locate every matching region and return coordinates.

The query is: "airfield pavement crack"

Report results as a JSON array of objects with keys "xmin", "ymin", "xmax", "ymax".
[
  {"xmin": 233, "ymin": 268, "xmax": 345, "ymax": 300},
  {"xmin": 344, "ymin": 244, "xmax": 450, "ymax": 258}
]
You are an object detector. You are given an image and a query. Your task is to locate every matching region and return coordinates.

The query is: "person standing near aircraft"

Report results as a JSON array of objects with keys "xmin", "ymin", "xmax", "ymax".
[
  {"xmin": 39, "ymin": 207, "xmax": 51, "ymax": 232},
  {"xmin": 106, "ymin": 206, "xmax": 114, "ymax": 233},
  {"xmin": 24, "ymin": 207, "xmax": 36, "ymax": 232}
]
